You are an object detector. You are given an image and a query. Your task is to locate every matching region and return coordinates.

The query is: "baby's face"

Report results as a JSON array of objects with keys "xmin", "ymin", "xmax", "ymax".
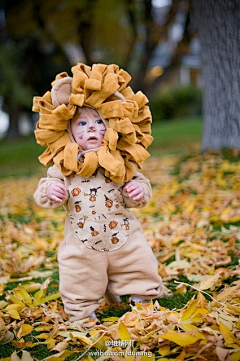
[{"xmin": 71, "ymin": 107, "xmax": 106, "ymax": 150}]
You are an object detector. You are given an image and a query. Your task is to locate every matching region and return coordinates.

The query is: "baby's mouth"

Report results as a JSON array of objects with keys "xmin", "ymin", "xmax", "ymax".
[{"xmin": 87, "ymin": 136, "xmax": 98, "ymax": 141}]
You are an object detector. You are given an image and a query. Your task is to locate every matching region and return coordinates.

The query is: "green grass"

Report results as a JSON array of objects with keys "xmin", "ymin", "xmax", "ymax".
[
  {"xmin": 0, "ymin": 136, "xmax": 44, "ymax": 178},
  {"xmin": 0, "ymin": 117, "xmax": 202, "ymax": 178},
  {"xmin": 150, "ymin": 116, "xmax": 202, "ymax": 156}
]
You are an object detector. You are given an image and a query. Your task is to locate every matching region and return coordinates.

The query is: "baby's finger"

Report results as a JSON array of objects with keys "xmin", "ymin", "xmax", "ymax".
[
  {"xmin": 51, "ymin": 195, "xmax": 64, "ymax": 203},
  {"xmin": 128, "ymin": 188, "xmax": 141, "ymax": 197},
  {"xmin": 132, "ymin": 192, "xmax": 144, "ymax": 201},
  {"xmin": 53, "ymin": 189, "xmax": 66, "ymax": 199},
  {"xmin": 54, "ymin": 188, "xmax": 66, "ymax": 197},
  {"xmin": 124, "ymin": 182, "xmax": 137, "ymax": 192},
  {"xmin": 54, "ymin": 184, "xmax": 67, "ymax": 194}
]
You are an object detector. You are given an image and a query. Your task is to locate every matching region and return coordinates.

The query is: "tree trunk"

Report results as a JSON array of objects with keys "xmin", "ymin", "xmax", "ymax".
[
  {"xmin": 6, "ymin": 104, "xmax": 21, "ymax": 139},
  {"xmin": 193, "ymin": 0, "xmax": 240, "ymax": 150}
]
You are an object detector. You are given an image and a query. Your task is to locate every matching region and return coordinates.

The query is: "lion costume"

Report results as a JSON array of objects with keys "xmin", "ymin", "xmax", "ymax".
[{"xmin": 33, "ymin": 63, "xmax": 165, "ymax": 321}]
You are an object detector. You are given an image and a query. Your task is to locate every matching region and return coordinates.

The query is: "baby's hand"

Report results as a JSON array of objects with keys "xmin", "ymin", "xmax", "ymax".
[
  {"xmin": 124, "ymin": 181, "xmax": 144, "ymax": 201},
  {"xmin": 47, "ymin": 182, "xmax": 68, "ymax": 203}
]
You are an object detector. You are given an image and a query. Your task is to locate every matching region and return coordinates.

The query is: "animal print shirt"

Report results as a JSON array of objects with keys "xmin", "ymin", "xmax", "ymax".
[{"xmin": 34, "ymin": 165, "xmax": 152, "ymax": 251}]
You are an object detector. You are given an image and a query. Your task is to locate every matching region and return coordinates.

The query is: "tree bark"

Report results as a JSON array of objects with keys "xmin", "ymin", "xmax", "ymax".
[
  {"xmin": 193, "ymin": 0, "xmax": 240, "ymax": 150},
  {"xmin": 6, "ymin": 104, "xmax": 21, "ymax": 139}
]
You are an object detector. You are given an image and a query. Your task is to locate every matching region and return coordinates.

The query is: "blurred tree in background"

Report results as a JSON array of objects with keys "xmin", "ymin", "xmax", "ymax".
[
  {"xmin": 0, "ymin": 0, "xmax": 194, "ymax": 138},
  {"xmin": 0, "ymin": 0, "xmax": 239, "ymax": 151},
  {"xmin": 193, "ymin": 0, "xmax": 240, "ymax": 150}
]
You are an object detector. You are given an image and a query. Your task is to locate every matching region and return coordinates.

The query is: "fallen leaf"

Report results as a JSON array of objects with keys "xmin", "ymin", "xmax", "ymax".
[
  {"xmin": 17, "ymin": 324, "xmax": 33, "ymax": 339},
  {"xmin": 0, "ymin": 316, "xmax": 14, "ymax": 344},
  {"xmin": 10, "ymin": 351, "xmax": 33, "ymax": 361},
  {"xmin": 51, "ymin": 341, "xmax": 69, "ymax": 352},
  {"xmin": 118, "ymin": 321, "xmax": 131, "ymax": 341},
  {"xmin": 199, "ymin": 274, "xmax": 220, "ymax": 290},
  {"xmin": 159, "ymin": 329, "xmax": 204, "ymax": 346},
  {"xmin": 41, "ymin": 350, "xmax": 74, "ymax": 361}
]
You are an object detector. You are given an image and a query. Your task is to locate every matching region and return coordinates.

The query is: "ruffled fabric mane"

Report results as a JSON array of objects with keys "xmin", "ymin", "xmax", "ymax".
[{"xmin": 33, "ymin": 63, "xmax": 153, "ymax": 184}]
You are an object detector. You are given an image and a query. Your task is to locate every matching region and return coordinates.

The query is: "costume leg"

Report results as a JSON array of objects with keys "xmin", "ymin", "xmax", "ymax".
[
  {"xmin": 107, "ymin": 224, "xmax": 165, "ymax": 300},
  {"xmin": 104, "ymin": 287, "xmax": 121, "ymax": 304},
  {"xmin": 58, "ymin": 232, "xmax": 108, "ymax": 321}
]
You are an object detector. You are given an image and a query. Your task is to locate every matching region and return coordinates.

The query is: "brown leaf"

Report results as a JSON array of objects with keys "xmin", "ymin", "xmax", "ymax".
[{"xmin": 0, "ymin": 316, "xmax": 14, "ymax": 344}]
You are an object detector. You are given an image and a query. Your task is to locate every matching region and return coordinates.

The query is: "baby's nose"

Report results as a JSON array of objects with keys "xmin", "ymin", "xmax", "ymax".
[{"xmin": 88, "ymin": 126, "xmax": 95, "ymax": 131}]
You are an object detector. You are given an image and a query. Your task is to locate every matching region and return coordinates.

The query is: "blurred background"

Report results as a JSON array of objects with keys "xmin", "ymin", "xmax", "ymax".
[{"xmin": 0, "ymin": 0, "xmax": 239, "ymax": 176}]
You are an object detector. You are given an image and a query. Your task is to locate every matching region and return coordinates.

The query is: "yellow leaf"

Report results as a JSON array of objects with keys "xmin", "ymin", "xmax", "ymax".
[
  {"xmin": 6, "ymin": 309, "xmax": 20, "ymax": 320},
  {"xmin": 17, "ymin": 324, "xmax": 33, "ymax": 339},
  {"xmin": 172, "ymin": 236, "xmax": 183, "ymax": 245},
  {"xmin": 160, "ymin": 329, "xmax": 201, "ymax": 347},
  {"xmin": 228, "ymin": 215, "xmax": 240, "ymax": 223},
  {"xmin": 38, "ymin": 292, "xmax": 61, "ymax": 304},
  {"xmin": 69, "ymin": 332, "xmax": 92, "ymax": 346},
  {"xmin": 36, "ymin": 333, "xmax": 49, "ymax": 340},
  {"xmin": 92, "ymin": 335, "xmax": 108, "ymax": 351},
  {"xmin": 220, "ymin": 205, "xmax": 231, "ymax": 218},
  {"xmin": 174, "ymin": 285, "xmax": 186, "ymax": 294},
  {"xmin": 148, "ymin": 300, "xmax": 154, "ymax": 311},
  {"xmin": 35, "ymin": 325, "xmax": 53, "ymax": 332},
  {"xmin": 166, "ymin": 202, "xmax": 176, "ymax": 213},
  {"xmin": 5, "ymin": 304, "xmax": 23, "ymax": 311},
  {"xmin": 199, "ymin": 274, "xmax": 220, "ymax": 290},
  {"xmin": 46, "ymin": 338, "xmax": 56, "ymax": 350},
  {"xmin": 181, "ymin": 299, "xmax": 198, "ymax": 322},
  {"xmin": 19, "ymin": 287, "xmax": 32, "ymax": 305},
  {"xmin": 219, "ymin": 321, "xmax": 237, "ymax": 347},
  {"xmin": 87, "ymin": 356, "xmax": 95, "ymax": 361},
  {"xmin": 231, "ymin": 350, "xmax": 240, "ymax": 361},
  {"xmin": 237, "ymin": 317, "xmax": 240, "ymax": 329},
  {"xmin": 185, "ymin": 200, "xmax": 195, "ymax": 214},
  {"xmin": 181, "ymin": 325, "xmax": 205, "ymax": 340},
  {"xmin": 195, "ymin": 308, "xmax": 209, "ymax": 315},
  {"xmin": 190, "ymin": 314, "xmax": 203, "ymax": 324},
  {"xmin": 22, "ymin": 283, "xmax": 41, "ymax": 293},
  {"xmin": 118, "ymin": 321, "xmax": 131, "ymax": 341},
  {"xmin": 0, "ymin": 301, "xmax": 8, "ymax": 309},
  {"xmin": 158, "ymin": 345, "xmax": 170, "ymax": 356},
  {"xmin": 89, "ymin": 329, "xmax": 99, "ymax": 336},
  {"xmin": 41, "ymin": 350, "xmax": 74, "ymax": 361},
  {"xmin": 8, "ymin": 296, "xmax": 25, "ymax": 309},
  {"xmin": 34, "ymin": 289, "xmax": 44, "ymax": 302},
  {"xmin": 181, "ymin": 324, "xmax": 198, "ymax": 332},
  {"xmin": 102, "ymin": 317, "xmax": 119, "ymax": 322}
]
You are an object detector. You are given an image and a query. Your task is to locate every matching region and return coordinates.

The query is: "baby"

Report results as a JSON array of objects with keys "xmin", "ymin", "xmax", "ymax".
[
  {"xmin": 33, "ymin": 63, "xmax": 167, "ymax": 322},
  {"xmin": 34, "ymin": 105, "xmax": 165, "ymax": 321}
]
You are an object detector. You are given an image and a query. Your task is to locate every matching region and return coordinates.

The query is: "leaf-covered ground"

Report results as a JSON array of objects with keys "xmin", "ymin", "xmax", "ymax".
[{"xmin": 0, "ymin": 151, "xmax": 240, "ymax": 361}]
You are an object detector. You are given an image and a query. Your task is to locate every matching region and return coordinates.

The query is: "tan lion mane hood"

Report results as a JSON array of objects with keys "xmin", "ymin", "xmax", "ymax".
[{"xmin": 33, "ymin": 63, "xmax": 153, "ymax": 184}]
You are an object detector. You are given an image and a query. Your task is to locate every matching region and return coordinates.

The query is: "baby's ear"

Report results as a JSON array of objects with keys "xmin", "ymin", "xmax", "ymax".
[{"xmin": 51, "ymin": 77, "xmax": 73, "ymax": 107}]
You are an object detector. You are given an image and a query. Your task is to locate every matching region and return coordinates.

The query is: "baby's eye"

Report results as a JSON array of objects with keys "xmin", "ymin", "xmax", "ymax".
[
  {"xmin": 96, "ymin": 119, "xmax": 103, "ymax": 124},
  {"xmin": 78, "ymin": 121, "xmax": 87, "ymax": 126}
]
